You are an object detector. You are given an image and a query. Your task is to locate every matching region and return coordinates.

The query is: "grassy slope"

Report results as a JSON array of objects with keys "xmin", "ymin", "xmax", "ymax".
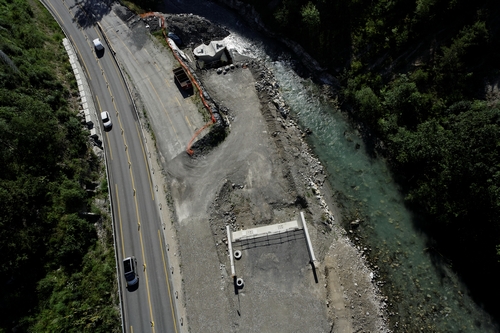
[{"xmin": 0, "ymin": 0, "xmax": 119, "ymax": 331}]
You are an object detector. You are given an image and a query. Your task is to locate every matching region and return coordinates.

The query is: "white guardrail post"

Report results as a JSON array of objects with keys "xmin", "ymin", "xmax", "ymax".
[
  {"xmin": 300, "ymin": 212, "xmax": 317, "ymax": 264},
  {"xmin": 226, "ymin": 225, "xmax": 236, "ymax": 277}
]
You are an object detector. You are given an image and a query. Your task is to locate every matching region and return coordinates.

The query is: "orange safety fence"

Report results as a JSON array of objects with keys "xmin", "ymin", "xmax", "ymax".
[
  {"xmin": 141, "ymin": 12, "xmax": 217, "ymax": 155},
  {"xmin": 139, "ymin": 12, "xmax": 156, "ymax": 18}
]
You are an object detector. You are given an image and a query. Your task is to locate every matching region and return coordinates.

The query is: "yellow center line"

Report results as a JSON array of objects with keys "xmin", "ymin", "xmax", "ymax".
[
  {"xmin": 115, "ymin": 184, "xmax": 125, "ymax": 258},
  {"xmin": 126, "ymin": 155, "xmax": 155, "ymax": 331},
  {"xmin": 146, "ymin": 77, "xmax": 180, "ymax": 140},
  {"xmin": 158, "ymin": 230, "xmax": 179, "ymax": 333},
  {"xmin": 137, "ymin": 205, "xmax": 155, "ymax": 333},
  {"xmin": 135, "ymin": 123, "xmax": 155, "ymax": 201},
  {"xmin": 46, "ymin": 0, "xmax": 61, "ymax": 18},
  {"xmin": 106, "ymin": 129, "xmax": 114, "ymax": 161},
  {"xmin": 109, "ymin": 51, "xmax": 134, "ymax": 104},
  {"xmin": 51, "ymin": 2, "xmax": 154, "ymax": 330},
  {"xmin": 113, "ymin": 86, "xmax": 154, "ymax": 330},
  {"xmin": 90, "ymin": 26, "xmax": 128, "ymax": 111},
  {"xmin": 96, "ymin": 60, "xmax": 115, "ymax": 100},
  {"xmin": 61, "ymin": 0, "xmax": 80, "ymax": 29},
  {"xmin": 155, "ymin": 61, "xmax": 170, "ymax": 88},
  {"xmin": 185, "ymin": 115, "xmax": 192, "ymax": 129},
  {"xmin": 47, "ymin": 2, "xmax": 67, "ymax": 33},
  {"xmin": 176, "ymin": 97, "xmax": 195, "ymax": 130},
  {"xmin": 61, "ymin": 0, "xmax": 85, "ymax": 31},
  {"xmin": 96, "ymin": 95, "xmax": 113, "ymax": 159},
  {"xmin": 125, "ymin": 130, "xmax": 155, "ymax": 332},
  {"xmin": 117, "ymin": 109, "xmax": 126, "ymax": 140},
  {"xmin": 114, "ymin": 100, "xmax": 128, "ymax": 166},
  {"xmin": 129, "ymin": 166, "xmax": 137, "ymax": 219},
  {"xmin": 95, "ymin": 94, "xmax": 101, "ymax": 111}
]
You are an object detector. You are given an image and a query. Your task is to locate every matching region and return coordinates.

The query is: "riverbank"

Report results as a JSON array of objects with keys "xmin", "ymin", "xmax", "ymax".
[
  {"xmin": 105, "ymin": 1, "xmax": 391, "ymax": 331},
  {"xmin": 153, "ymin": 1, "xmax": 500, "ymax": 332},
  {"xmin": 249, "ymin": 59, "xmax": 390, "ymax": 333},
  {"xmin": 157, "ymin": 4, "xmax": 390, "ymax": 332}
]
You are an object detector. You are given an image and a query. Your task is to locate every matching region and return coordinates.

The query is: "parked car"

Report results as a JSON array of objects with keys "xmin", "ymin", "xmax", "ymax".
[
  {"xmin": 167, "ymin": 32, "xmax": 182, "ymax": 46},
  {"xmin": 101, "ymin": 111, "xmax": 112, "ymax": 130},
  {"xmin": 123, "ymin": 256, "xmax": 139, "ymax": 287}
]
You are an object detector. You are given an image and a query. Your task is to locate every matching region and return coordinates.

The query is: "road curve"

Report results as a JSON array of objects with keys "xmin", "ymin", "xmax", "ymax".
[{"xmin": 41, "ymin": 1, "xmax": 178, "ymax": 332}]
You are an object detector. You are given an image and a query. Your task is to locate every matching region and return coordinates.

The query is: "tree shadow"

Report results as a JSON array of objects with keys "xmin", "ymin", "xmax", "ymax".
[
  {"xmin": 310, "ymin": 261, "xmax": 318, "ymax": 284},
  {"xmin": 71, "ymin": 0, "xmax": 113, "ymax": 29}
]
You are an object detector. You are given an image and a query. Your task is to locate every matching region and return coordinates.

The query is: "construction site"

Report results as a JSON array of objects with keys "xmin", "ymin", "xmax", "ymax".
[{"xmin": 106, "ymin": 2, "xmax": 390, "ymax": 332}]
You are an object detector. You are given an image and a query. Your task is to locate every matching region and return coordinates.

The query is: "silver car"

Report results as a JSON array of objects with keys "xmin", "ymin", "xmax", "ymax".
[
  {"xmin": 123, "ymin": 256, "xmax": 139, "ymax": 287},
  {"xmin": 100, "ymin": 111, "xmax": 112, "ymax": 130}
]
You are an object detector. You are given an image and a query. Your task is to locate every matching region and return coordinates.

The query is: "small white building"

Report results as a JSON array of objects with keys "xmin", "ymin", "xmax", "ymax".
[{"xmin": 193, "ymin": 40, "xmax": 228, "ymax": 68}]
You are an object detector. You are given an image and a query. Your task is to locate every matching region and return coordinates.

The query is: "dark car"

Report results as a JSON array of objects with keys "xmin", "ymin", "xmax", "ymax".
[
  {"xmin": 123, "ymin": 256, "xmax": 138, "ymax": 287},
  {"xmin": 168, "ymin": 32, "xmax": 183, "ymax": 47}
]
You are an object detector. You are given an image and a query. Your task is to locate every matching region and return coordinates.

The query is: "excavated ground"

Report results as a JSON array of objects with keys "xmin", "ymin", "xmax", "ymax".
[{"xmin": 124, "ymin": 4, "xmax": 391, "ymax": 332}]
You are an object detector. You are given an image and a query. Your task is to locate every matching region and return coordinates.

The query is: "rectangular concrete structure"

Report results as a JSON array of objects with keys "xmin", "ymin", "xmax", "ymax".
[
  {"xmin": 85, "ymin": 114, "xmax": 93, "ymax": 126},
  {"xmin": 89, "ymin": 127, "xmax": 98, "ymax": 139},
  {"xmin": 232, "ymin": 220, "xmax": 302, "ymax": 242}
]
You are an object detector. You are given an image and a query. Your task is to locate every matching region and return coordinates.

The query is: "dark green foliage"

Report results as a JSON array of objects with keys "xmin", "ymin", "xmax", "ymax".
[
  {"xmin": 229, "ymin": 0, "xmax": 500, "ymax": 322},
  {"xmin": 119, "ymin": 0, "xmax": 163, "ymax": 14},
  {"xmin": 30, "ymin": 240, "xmax": 118, "ymax": 332},
  {"xmin": 234, "ymin": 0, "xmax": 500, "ymax": 239},
  {"xmin": 0, "ymin": 0, "xmax": 119, "ymax": 331},
  {"xmin": 394, "ymin": 103, "xmax": 500, "ymax": 227},
  {"xmin": 353, "ymin": 86, "xmax": 382, "ymax": 124}
]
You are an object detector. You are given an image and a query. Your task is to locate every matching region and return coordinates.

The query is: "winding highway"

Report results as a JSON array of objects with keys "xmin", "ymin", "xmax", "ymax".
[{"xmin": 42, "ymin": 0, "xmax": 178, "ymax": 332}]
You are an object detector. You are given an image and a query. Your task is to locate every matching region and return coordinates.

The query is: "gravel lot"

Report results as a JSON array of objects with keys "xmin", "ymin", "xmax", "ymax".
[{"xmin": 103, "ymin": 2, "xmax": 391, "ymax": 332}]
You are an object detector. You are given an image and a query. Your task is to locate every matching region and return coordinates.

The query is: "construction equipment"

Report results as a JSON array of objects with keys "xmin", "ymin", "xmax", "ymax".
[{"xmin": 173, "ymin": 66, "xmax": 192, "ymax": 90}]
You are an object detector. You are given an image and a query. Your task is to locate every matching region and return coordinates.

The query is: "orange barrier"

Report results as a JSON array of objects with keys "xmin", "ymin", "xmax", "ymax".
[
  {"xmin": 139, "ymin": 12, "xmax": 157, "ymax": 18},
  {"xmin": 142, "ymin": 13, "xmax": 217, "ymax": 155}
]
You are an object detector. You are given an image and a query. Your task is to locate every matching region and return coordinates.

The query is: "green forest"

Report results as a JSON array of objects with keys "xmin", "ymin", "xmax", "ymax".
[
  {"xmin": 2, "ymin": 0, "xmax": 500, "ymax": 329},
  {"xmin": 0, "ymin": 0, "xmax": 119, "ymax": 331},
  {"xmin": 227, "ymin": 0, "xmax": 500, "ymax": 323}
]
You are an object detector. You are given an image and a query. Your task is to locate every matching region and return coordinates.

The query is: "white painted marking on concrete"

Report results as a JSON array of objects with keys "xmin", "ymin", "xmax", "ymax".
[{"xmin": 232, "ymin": 220, "xmax": 301, "ymax": 242}]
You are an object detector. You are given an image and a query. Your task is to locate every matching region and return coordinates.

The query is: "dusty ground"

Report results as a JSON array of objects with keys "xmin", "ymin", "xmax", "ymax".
[{"xmin": 111, "ymin": 2, "xmax": 391, "ymax": 332}]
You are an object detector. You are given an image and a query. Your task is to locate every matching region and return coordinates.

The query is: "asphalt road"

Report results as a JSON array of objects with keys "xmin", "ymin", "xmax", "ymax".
[{"xmin": 42, "ymin": 1, "xmax": 178, "ymax": 332}]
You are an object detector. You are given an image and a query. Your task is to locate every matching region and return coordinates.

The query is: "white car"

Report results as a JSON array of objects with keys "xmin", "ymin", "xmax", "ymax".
[
  {"xmin": 93, "ymin": 38, "xmax": 104, "ymax": 51},
  {"xmin": 101, "ymin": 111, "xmax": 112, "ymax": 130}
]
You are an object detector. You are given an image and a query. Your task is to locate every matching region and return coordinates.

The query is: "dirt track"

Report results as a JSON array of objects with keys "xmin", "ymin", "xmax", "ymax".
[{"xmin": 106, "ymin": 1, "xmax": 391, "ymax": 332}]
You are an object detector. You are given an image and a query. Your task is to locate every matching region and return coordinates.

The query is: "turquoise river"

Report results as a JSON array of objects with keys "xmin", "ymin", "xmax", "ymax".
[{"xmin": 269, "ymin": 61, "xmax": 498, "ymax": 333}]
